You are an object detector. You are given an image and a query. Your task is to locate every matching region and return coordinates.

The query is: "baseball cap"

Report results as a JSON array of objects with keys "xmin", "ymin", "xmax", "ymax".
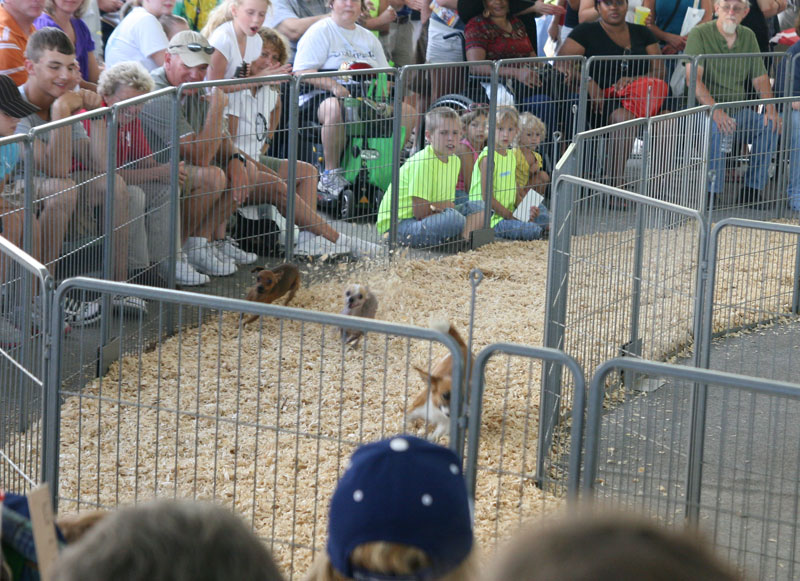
[
  {"xmin": 327, "ymin": 436, "xmax": 473, "ymax": 580},
  {"xmin": 167, "ymin": 30, "xmax": 215, "ymax": 68},
  {"xmin": 0, "ymin": 75, "xmax": 39, "ymax": 118}
]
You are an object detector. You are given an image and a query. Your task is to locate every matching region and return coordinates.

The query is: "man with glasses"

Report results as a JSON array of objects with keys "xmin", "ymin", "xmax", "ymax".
[{"xmin": 685, "ymin": 0, "xmax": 780, "ymax": 205}]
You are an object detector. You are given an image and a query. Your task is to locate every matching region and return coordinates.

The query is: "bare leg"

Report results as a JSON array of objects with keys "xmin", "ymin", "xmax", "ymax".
[
  {"xmin": 182, "ymin": 166, "xmax": 227, "ymax": 242},
  {"xmin": 80, "ymin": 175, "xmax": 130, "ymax": 281},
  {"xmin": 318, "ymin": 97, "xmax": 345, "ymax": 171},
  {"xmin": 34, "ymin": 178, "xmax": 78, "ymax": 268},
  {"xmin": 608, "ymin": 107, "xmax": 636, "ymax": 188}
]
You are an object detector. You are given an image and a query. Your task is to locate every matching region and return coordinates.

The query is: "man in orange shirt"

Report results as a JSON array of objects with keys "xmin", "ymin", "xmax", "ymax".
[{"xmin": 0, "ymin": 0, "xmax": 44, "ymax": 85}]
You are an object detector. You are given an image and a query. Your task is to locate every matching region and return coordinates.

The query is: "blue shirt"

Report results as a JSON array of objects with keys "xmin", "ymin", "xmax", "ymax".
[
  {"xmin": 0, "ymin": 141, "xmax": 19, "ymax": 182},
  {"xmin": 775, "ymin": 40, "xmax": 800, "ymax": 98},
  {"xmin": 655, "ymin": 0, "xmax": 693, "ymax": 36}
]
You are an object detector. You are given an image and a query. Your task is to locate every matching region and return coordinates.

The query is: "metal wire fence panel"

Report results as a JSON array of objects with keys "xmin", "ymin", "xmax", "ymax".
[
  {"xmin": 689, "ymin": 53, "xmax": 790, "ymax": 108},
  {"xmin": 581, "ymin": 359, "xmax": 800, "ymax": 581},
  {"xmin": 0, "ymin": 234, "xmax": 53, "ymax": 494},
  {"xmin": 545, "ymin": 175, "xmax": 706, "ymax": 383},
  {"xmin": 44, "ymin": 277, "xmax": 464, "ymax": 579},
  {"xmin": 700, "ymin": 219, "xmax": 800, "ymax": 381},
  {"xmin": 463, "ymin": 343, "xmax": 585, "ymax": 551},
  {"xmin": 573, "ymin": 116, "xmax": 649, "ymax": 191}
]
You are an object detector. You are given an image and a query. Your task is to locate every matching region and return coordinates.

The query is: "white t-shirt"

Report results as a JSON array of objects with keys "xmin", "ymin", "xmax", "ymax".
[
  {"xmin": 208, "ymin": 20, "xmax": 262, "ymax": 79},
  {"xmin": 227, "ymin": 85, "xmax": 280, "ymax": 158},
  {"xmin": 104, "ymin": 7, "xmax": 168, "ymax": 71},
  {"xmin": 294, "ymin": 17, "xmax": 389, "ymax": 73}
]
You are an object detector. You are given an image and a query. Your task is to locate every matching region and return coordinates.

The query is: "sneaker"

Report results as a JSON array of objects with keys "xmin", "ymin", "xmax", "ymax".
[
  {"xmin": 294, "ymin": 232, "xmax": 338, "ymax": 256},
  {"xmin": 129, "ymin": 266, "xmax": 169, "ymax": 289},
  {"xmin": 161, "ymin": 254, "xmax": 210, "ymax": 286},
  {"xmin": 214, "ymin": 236, "xmax": 258, "ymax": 265},
  {"xmin": 319, "ymin": 169, "xmax": 350, "ymax": 196},
  {"xmin": 338, "ymin": 233, "xmax": 382, "ymax": 259},
  {"xmin": 64, "ymin": 297, "xmax": 101, "ymax": 327},
  {"xmin": 112, "ymin": 295, "xmax": 147, "ymax": 316},
  {"xmin": 184, "ymin": 237, "xmax": 236, "ymax": 277}
]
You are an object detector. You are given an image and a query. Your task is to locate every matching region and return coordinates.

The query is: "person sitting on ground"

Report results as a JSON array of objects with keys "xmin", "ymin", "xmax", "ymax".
[
  {"xmin": 0, "ymin": 0, "xmax": 43, "ymax": 86},
  {"xmin": 16, "ymin": 27, "xmax": 144, "ymax": 320},
  {"xmin": 89, "ymin": 61, "xmax": 208, "ymax": 286},
  {"xmin": 104, "ymin": 0, "xmax": 174, "ymax": 70},
  {"xmin": 34, "ymin": 0, "xmax": 102, "ymax": 89},
  {"xmin": 51, "ymin": 499, "xmax": 286, "ymax": 581},
  {"xmin": 470, "ymin": 106, "xmax": 548, "ymax": 240},
  {"xmin": 303, "ymin": 435, "xmax": 477, "ymax": 581},
  {"xmin": 685, "ymin": 0, "xmax": 781, "ymax": 206},
  {"xmin": 455, "ymin": 107, "xmax": 488, "ymax": 208},
  {"xmin": 376, "ymin": 107, "xmax": 484, "ymax": 248},
  {"xmin": 514, "ymin": 112, "xmax": 551, "ymax": 199},
  {"xmin": 293, "ymin": 0, "xmax": 415, "ymax": 201},
  {"xmin": 489, "ymin": 510, "xmax": 740, "ymax": 581}
]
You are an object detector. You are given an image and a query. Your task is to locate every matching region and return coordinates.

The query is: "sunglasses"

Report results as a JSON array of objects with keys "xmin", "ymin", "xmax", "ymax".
[{"xmin": 170, "ymin": 43, "xmax": 215, "ymax": 55}]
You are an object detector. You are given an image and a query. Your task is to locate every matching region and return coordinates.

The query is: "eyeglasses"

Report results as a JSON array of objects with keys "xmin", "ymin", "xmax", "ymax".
[
  {"xmin": 170, "ymin": 43, "xmax": 215, "ymax": 55},
  {"xmin": 717, "ymin": 3, "xmax": 746, "ymax": 13},
  {"xmin": 598, "ymin": 0, "xmax": 626, "ymax": 6}
]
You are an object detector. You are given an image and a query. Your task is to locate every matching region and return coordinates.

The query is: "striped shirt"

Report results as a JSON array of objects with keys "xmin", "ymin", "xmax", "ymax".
[{"xmin": 0, "ymin": 5, "xmax": 34, "ymax": 85}]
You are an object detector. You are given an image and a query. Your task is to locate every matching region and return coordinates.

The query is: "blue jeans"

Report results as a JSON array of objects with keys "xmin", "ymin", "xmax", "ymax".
[
  {"xmin": 709, "ymin": 107, "xmax": 779, "ymax": 194},
  {"xmin": 494, "ymin": 203, "xmax": 550, "ymax": 240},
  {"xmin": 788, "ymin": 110, "xmax": 800, "ymax": 211},
  {"xmin": 396, "ymin": 208, "xmax": 466, "ymax": 247}
]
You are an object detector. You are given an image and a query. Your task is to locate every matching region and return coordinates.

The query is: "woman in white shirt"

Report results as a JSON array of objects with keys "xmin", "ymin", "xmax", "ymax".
[
  {"xmin": 293, "ymin": 0, "xmax": 392, "ymax": 197},
  {"xmin": 105, "ymin": 0, "xmax": 174, "ymax": 70}
]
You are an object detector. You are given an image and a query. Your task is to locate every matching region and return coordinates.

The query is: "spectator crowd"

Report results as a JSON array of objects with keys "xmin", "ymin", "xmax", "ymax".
[{"xmin": 0, "ymin": 0, "xmax": 799, "ymax": 337}]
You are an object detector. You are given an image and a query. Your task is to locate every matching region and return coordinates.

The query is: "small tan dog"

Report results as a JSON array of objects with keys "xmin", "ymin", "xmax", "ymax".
[
  {"xmin": 409, "ymin": 319, "xmax": 473, "ymax": 439},
  {"xmin": 243, "ymin": 263, "xmax": 301, "ymax": 326},
  {"xmin": 340, "ymin": 284, "xmax": 378, "ymax": 349}
]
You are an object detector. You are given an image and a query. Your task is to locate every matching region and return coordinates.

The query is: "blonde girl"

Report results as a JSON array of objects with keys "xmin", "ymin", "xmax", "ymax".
[
  {"xmin": 469, "ymin": 107, "xmax": 547, "ymax": 241},
  {"xmin": 455, "ymin": 108, "xmax": 488, "ymax": 204},
  {"xmin": 203, "ymin": 0, "xmax": 289, "ymax": 80},
  {"xmin": 515, "ymin": 112, "xmax": 550, "ymax": 198}
]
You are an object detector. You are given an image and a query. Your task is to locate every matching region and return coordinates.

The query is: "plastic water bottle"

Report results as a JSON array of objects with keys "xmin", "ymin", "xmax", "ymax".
[{"xmin": 720, "ymin": 132, "xmax": 733, "ymax": 154}]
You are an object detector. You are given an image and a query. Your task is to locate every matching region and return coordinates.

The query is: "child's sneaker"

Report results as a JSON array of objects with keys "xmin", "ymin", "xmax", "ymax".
[{"xmin": 319, "ymin": 169, "xmax": 350, "ymax": 197}]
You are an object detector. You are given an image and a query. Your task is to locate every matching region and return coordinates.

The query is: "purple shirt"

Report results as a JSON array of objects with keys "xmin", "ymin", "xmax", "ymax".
[{"xmin": 33, "ymin": 13, "xmax": 95, "ymax": 81}]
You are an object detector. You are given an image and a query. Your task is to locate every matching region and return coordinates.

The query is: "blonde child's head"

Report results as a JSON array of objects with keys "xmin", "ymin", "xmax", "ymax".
[
  {"xmin": 517, "ymin": 112, "xmax": 546, "ymax": 149},
  {"xmin": 461, "ymin": 108, "xmax": 488, "ymax": 147},
  {"xmin": 201, "ymin": 0, "xmax": 271, "ymax": 40},
  {"xmin": 426, "ymin": 106, "xmax": 461, "ymax": 133},
  {"xmin": 425, "ymin": 107, "xmax": 462, "ymax": 157},
  {"xmin": 253, "ymin": 27, "xmax": 289, "ymax": 70},
  {"xmin": 494, "ymin": 106, "xmax": 519, "ymax": 150}
]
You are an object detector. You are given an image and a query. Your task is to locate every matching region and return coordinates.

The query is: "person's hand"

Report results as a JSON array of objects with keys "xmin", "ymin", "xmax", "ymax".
[
  {"xmin": 177, "ymin": 161, "xmax": 187, "ymax": 187},
  {"xmin": 228, "ymin": 159, "xmax": 250, "ymax": 204},
  {"xmin": 98, "ymin": 0, "xmax": 123, "ymax": 12},
  {"xmin": 763, "ymin": 104, "xmax": 782, "ymax": 133},
  {"xmin": 529, "ymin": 205, "xmax": 540, "ymax": 222},
  {"xmin": 405, "ymin": 0, "xmax": 426, "ymax": 10},
  {"xmin": 665, "ymin": 33, "xmax": 686, "ymax": 52},
  {"xmin": 515, "ymin": 67, "xmax": 541, "ymax": 88},
  {"xmin": 80, "ymin": 88, "xmax": 103, "ymax": 110},
  {"xmin": 252, "ymin": 62, "xmax": 293, "ymax": 78},
  {"xmin": 332, "ymin": 83, "xmax": 351, "ymax": 98},
  {"xmin": 712, "ymin": 109, "xmax": 736, "ymax": 135},
  {"xmin": 206, "ymin": 87, "xmax": 228, "ymax": 110},
  {"xmin": 533, "ymin": 0, "xmax": 566, "ymax": 16},
  {"xmin": 52, "ymin": 91, "xmax": 87, "ymax": 118},
  {"xmin": 548, "ymin": 18, "xmax": 560, "ymax": 41},
  {"xmin": 612, "ymin": 76, "xmax": 634, "ymax": 93}
]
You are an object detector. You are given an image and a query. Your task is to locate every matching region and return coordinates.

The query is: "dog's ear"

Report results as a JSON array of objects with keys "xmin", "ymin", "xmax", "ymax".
[
  {"xmin": 414, "ymin": 365, "xmax": 442, "ymax": 388},
  {"xmin": 251, "ymin": 267, "xmax": 265, "ymax": 273}
]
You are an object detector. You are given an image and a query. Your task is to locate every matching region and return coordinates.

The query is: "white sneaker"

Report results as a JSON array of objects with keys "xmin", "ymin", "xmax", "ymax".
[
  {"xmin": 166, "ymin": 253, "xmax": 210, "ymax": 286},
  {"xmin": 294, "ymin": 232, "xmax": 338, "ymax": 256},
  {"xmin": 64, "ymin": 297, "xmax": 101, "ymax": 327},
  {"xmin": 215, "ymin": 236, "xmax": 257, "ymax": 265},
  {"xmin": 338, "ymin": 233, "xmax": 382, "ymax": 259},
  {"xmin": 319, "ymin": 169, "xmax": 351, "ymax": 196},
  {"xmin": 184, "ymin": 237, "xmax": 236, "ymax": 276},
  {"xmin": 112, "ymin": 295, "xmax": 148, "ymax": 316}
]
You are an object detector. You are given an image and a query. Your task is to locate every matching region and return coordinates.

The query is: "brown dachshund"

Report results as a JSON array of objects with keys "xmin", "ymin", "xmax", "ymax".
[{"xmin": 243, "ymin": 264, "xmax": 301, "ymax": 326}]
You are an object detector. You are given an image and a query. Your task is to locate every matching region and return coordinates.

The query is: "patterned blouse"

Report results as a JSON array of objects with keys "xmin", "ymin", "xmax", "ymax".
[{"xmin": 465, "ymin": 15, "xmax": 534, "ymax": 60}]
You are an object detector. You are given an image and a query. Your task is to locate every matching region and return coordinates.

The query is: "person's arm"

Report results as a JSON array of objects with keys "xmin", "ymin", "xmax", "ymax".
[
  {"xmin": 688, "ymin": 62, "xmax": 735, "ymax": 133},
  {"xmin": 411, "ymin": 195, "xmax": 442, "ymax": 219},
  {"xmin": 459, "ymin": 145, "xmax": 476, "ymax": 192},
  {"xmin": 646, "ymin": 41, "xmax": 664, "ymax": 81},
  {"xmin": 642, "ymin": 0, "xmax": 686, "ymax": 51},
  {"xmin": 363, "ymin": 0, "xmax": 395, "ymax": 33},
  {"xmin": 753, "ymin": 72, "xmax": 781, "ymax": 129},
  {"xmin": 514, "ymin": 0, "xmax": 566, "ymax": 17},
  {"xmin": 206, "ymin": 48, "xmax": 230, "ymax": 81},
  {"xmin": 264, "ymin": 96, "xmax": 282, "ymax": 154},
  {"xmin": 86, "ymin": 51, "xmax": 101, "ymax": 83},
  {"xmin": 556, "ymin": 36, "xmax": 586, "ymax": 90},
  {"xmin": 757, "ymin": 0, "xmax": 787, "ymax": 19},
  {"xmin": 178, "ymin": 88, "xmax": 228, "ymax": 165},
  {"xmin": 578, "ymin": 0, "xmax": 599, "ymax": 23},
  {"xmin": 276, "ymin": 13, "xmax": 329, "ymax": 42}
]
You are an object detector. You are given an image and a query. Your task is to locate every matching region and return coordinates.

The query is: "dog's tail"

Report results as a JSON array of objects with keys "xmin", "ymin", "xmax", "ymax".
[{"xmin": 430, "ymin": 317, "xmax": 470, "ymax": 365}]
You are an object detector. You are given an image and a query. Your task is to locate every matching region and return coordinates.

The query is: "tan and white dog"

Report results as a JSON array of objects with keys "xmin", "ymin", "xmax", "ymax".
[{"xmin": 409, "ymin": 319, "xmax": 472, "ymax": 439}]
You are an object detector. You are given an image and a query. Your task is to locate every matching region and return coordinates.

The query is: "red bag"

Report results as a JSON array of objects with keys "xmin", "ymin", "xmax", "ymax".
[{"xmin": 604, "ymin": 77, "xmax": 669, "ymax": 118}]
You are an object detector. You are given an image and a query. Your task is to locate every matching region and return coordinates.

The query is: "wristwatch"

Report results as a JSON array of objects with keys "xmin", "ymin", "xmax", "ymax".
[{"xmin": 227, "ymin": 152, "xmax": 247, "ymax": 167}]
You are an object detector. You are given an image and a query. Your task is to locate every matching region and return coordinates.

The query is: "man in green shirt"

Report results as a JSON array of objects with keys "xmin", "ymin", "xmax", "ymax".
[{"xmin": 685, "ymin": 0, "xmax": 780, "ymax": 202}]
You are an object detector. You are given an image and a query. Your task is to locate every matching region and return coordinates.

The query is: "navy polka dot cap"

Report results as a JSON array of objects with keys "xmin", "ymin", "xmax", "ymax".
[{"xmin": 327, "ymin": 435, "xmax": 473, "ymax": 580}]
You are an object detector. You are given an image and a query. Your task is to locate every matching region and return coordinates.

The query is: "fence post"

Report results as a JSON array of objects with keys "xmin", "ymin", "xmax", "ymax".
[
  {"xmin": 43, "ymin": 284, "xmax": 66, "ymax": 510},
  {"xmin": 100, "ymin": 108, "xmax": 117, "ymax": 349},
  {"xmin": 687, "ymin": 55, "xmax": 699, "ymax": 109},
  {"xmin": 285, "ymin": 77, "xmax": 300, "ymax": 260},
  {"xmin": 388, "ymin": 66, "xmax": 405, "ymax": 251}
]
